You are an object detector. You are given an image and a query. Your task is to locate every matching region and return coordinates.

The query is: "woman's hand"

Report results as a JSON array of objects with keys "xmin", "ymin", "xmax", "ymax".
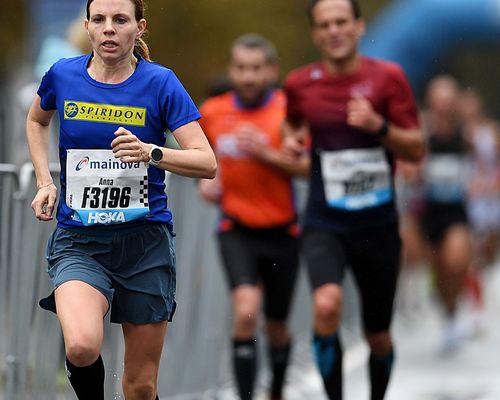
[
  {"xmin": 111, "ymin": 127, "xmax": 152, "ymax": 163},
  {"xmin": 31, "ymin": 183, "xmax": 58, "ymax": 221}
]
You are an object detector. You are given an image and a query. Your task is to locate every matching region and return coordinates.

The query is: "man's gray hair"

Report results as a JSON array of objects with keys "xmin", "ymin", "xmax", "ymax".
[{"xmin": 231, "ymin": 33, "xmax": 278, "ymax": 65}]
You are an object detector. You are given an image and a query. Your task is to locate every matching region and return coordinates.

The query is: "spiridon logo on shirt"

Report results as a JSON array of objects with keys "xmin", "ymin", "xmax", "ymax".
[
  {"xmin": 64, "ymin": 101, "xmax": 146, "ymax": 126},
  {"xmin": 65, "ymin": 102, "xmax": 79, "ymax": 118}
]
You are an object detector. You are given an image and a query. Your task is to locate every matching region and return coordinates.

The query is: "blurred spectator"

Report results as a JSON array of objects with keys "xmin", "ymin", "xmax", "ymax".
[
  {"xmin": 420, "ymin": 75, "xmax": 473, "ymax": 354},
  {"xmin": 396, "ymin": 158, "xmax": 426, "ymax": 269},
  {"xmin": 35, "ymin": 11, "xmax": 92, "ymax": 80},
  {"xmin": 394, "ymin": 157, "xmax": 428, "ymax": 320},
  {"xmin": 460, "ymin": 88, "xmax": 500, "ymax": 268},
  {"xmin": 9, "ymin": 12, "xmax": 92, "ymax": 166}
]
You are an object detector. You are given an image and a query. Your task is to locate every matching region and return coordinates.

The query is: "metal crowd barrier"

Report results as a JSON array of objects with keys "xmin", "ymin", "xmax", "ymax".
[
  {"xmin": 0, "ymin": 163, "xmax": 363, "ymax": 399},
  {"xmin": 1, "ymin": 162, "xmax": 64, "ymax": 400},
  {"xmin": 0, "ymin": 164, "xmax": 19, "ymax": 398}
]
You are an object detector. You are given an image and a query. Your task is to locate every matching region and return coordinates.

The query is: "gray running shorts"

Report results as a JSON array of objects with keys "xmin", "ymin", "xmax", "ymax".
[{"xmin": 40, "ymin": 222, "xmax": 176, "ymax": 324}]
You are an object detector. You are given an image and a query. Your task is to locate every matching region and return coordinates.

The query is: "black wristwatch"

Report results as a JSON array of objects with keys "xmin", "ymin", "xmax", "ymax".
[
  {"xmin": 376, "ymin": 119, "xmax": 390, "ymax": 138},
  {"xmin": 148, "ymin": 145, "xmax": 163, "ymax": 167}
]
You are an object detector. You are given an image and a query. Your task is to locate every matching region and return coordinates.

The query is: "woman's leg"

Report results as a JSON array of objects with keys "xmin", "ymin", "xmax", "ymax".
[
  {"xmin": 122, "ymin": 321, "xmax": 168, "ymax": 400},
  {"xmin": 55, "ymin": 280, "xmax": 108, "ymax": 399}
]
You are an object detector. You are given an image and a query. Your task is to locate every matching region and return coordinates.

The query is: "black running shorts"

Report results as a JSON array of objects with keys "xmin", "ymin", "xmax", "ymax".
[
  {"xmin": 218, "ymin": 223, "xmax": 299, "ymax": 321},
  {"xmin": 302, "ymin": 224, "xmax": 401, "ymax": 333}
]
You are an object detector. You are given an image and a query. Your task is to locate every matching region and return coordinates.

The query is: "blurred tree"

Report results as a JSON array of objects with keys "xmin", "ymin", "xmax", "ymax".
[
  {"xmin": 442, "ymin": 47, "xmax": 500, "ymax": 119},
  {"xmin": 0, "ymin": 2, "xmax": 25, "ymax": 162},
  {"xmin": 145, "ymin": 0, "xmax": 388, "ymax": 102},
  {"xmin": 0, "ymin": 2, "xmax": 25, "ymax": 74}
]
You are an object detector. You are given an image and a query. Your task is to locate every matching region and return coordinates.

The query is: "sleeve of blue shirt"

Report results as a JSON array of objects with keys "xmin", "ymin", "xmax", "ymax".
[
  {"xmin": 161, "ymin": 70, "xmax": 201, "ymax": 133},
  {"xmin": 37, "ymin": 63, "xmax": 57, "ymax": 111}
]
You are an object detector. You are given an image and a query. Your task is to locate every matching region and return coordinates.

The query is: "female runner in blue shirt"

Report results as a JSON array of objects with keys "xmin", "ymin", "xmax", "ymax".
[{"xmin": 26, "ymin": 1, "xmax": 216, "ymax": 399}]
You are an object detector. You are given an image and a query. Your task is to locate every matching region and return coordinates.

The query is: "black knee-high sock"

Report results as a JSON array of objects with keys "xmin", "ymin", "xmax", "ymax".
[
  {"xmin": 269, "ymin": 341, "xmax": 291, "ymax": 399},
  {"xmin": 233, "ymin": 338, "xmax": 257, "ymax": 400},
  {"xmin": 313, "ymin": 333, "xmax": 343, "ymax": 400},
  {"xmin": 369, "ymin": 349, "xmax": 394, "ymax": 400},
  {"xmin": 65, "ymin": 355, "xmax": 105, "ymax": 400}
]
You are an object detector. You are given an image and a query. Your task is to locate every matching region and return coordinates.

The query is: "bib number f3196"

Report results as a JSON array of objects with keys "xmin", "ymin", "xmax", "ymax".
[{"xmin": 66, "ymin": 149, "xmax": 149, "ymax": 225}]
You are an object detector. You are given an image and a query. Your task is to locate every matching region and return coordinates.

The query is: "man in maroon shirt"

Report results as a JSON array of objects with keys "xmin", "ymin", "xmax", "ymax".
[{"xmin": 282, "ymin": 1, "xmax": 424, "ymax": 399}]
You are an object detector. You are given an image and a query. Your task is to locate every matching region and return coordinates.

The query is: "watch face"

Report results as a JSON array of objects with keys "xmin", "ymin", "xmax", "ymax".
[{"xmin": 151, "ymin": 148, "xmax": 163, "ymax": 162}]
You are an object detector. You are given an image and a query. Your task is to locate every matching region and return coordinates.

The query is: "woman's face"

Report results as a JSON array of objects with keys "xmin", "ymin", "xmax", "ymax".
[{"xmin": 85, "ymin": 0, "xmax": 146, "ymax": 64}]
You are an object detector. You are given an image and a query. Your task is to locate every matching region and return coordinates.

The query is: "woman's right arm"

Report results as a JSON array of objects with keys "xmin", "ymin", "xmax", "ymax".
[{"xmin": 26, "ymin": 95, "xmax": 57, "ymax": 221}]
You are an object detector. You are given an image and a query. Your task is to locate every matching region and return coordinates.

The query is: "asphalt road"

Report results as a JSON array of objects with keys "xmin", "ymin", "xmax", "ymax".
[{"xmin": 214, "ymin": 262, "xmax": 500, "ymax": 400}]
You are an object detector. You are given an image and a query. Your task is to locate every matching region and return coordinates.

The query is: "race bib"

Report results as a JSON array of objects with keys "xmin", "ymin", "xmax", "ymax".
[
  {"xmin": 320, "ymin": 148, "xmax": 392, "ymax": 211},
  {"xmin": 424, "ymin": 154, "xmax": 468, "ymax": 202},
  {"xmin": 66, "ymin": 149, "xmax": 149, "ymax": 225}
]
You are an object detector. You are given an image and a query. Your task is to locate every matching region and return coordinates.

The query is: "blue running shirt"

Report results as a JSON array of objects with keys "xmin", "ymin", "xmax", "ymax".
[{"xmin": 37, "ymin": 54, "xmax": 201, "ymax": 230}]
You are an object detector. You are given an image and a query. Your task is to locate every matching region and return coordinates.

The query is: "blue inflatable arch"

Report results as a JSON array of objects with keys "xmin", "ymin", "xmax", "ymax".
[{"xmin": 361, "ymin": 0, "xmax": 500, "ymax": 90}]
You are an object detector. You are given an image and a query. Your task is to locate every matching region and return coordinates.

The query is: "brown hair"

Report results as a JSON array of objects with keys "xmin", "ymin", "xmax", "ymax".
[
  {"xmin": 86, "ymin": 0, "xmax": 150, "ymax": 60},
  {"xmin": 307, "ymin": 0, "xmax": 362, "ymax": 25}
]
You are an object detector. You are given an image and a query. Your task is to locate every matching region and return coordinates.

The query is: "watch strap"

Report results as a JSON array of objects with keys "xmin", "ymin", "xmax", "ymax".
[
  {"xmin": 376, "ymin": 119, "xmax": 390, "ymax": 138},
  {"xmin": 148, "ymin": 145, "xmax": 163, "ymax": 167}
]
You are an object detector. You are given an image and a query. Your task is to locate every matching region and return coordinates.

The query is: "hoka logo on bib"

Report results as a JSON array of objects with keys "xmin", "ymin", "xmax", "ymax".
[
  {"xmin": 74, "ymin": 208, "xmax": 149, "ymax": 226},
  {"xmin": 88, "ymin": 211, "xmax": 126, "ymax": 224},
  {"xmin": 63, "ymin": 101, "xmax": 146, "ymax": 126}
]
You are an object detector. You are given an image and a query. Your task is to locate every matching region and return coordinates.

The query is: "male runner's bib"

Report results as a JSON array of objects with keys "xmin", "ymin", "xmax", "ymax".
[
  {"xmin": 66, "ymin": 149, "xmax": 149, "ymax": 225},
  {"xmin": 320, "ymin": 147, "xmax": 392, "ymax": 211}
]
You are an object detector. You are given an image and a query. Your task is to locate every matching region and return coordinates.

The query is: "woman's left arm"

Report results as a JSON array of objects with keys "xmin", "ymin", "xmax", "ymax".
[
  {"xmin": 162, "ymin": 121, "xmax": 217, "ymax": 178},
  {"xmin": 111, "ymin": 121, "xmax": 217, "ymax": 179}
]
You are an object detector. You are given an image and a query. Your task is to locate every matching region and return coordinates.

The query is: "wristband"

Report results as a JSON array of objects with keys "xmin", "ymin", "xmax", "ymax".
[
  {"xmin": 376, "ymin": 119, "xmax": 389, "ymax": 138},
  {"xmin": 37, "ymin": 182, "xmax": 55, "ymax": 190}
]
